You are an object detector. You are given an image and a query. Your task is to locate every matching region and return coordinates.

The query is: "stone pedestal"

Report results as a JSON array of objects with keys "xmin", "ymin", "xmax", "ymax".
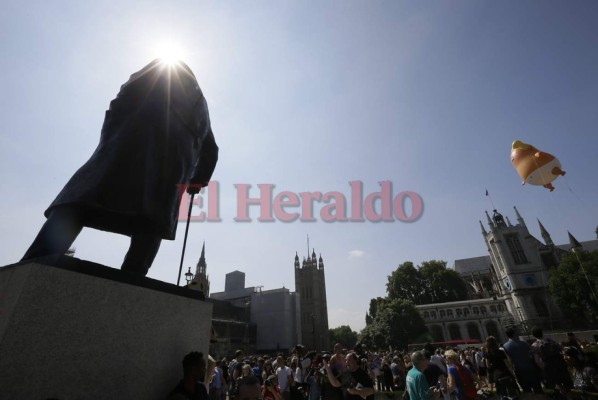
[{"xmin": 0, "ymin": 258, "xmax": 212, "ymax": 400}]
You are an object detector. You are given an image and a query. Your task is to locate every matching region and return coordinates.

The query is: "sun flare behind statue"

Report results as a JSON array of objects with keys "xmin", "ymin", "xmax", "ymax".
[{"xmin": 153, "ymin": 42, "xmax": 187, "ymax": 66}]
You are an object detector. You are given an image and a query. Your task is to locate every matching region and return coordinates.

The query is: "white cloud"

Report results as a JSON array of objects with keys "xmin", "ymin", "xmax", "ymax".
[{"xmin": 348, "ymin": 250, "xmax": 365, "ymax": 258}]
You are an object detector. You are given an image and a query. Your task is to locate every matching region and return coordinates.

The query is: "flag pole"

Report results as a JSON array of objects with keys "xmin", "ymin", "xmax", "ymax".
[
  {"xmin": 177, "ymin": 193, "xmax": 195, "ymax": 286},
  {"xmin": 485, "ymin": 188, "xmax": 496, "ymax": 210}
]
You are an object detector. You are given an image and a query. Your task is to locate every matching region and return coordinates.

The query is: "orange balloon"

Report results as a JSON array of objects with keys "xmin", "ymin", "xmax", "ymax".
[{"xmin": 510, "ymin": 140, "xmax": 566, "ymax": 192}]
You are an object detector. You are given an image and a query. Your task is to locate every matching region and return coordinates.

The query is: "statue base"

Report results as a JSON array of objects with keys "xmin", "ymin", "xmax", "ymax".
[{"xmin": 0, "ymin": 257, "xmax": 212, "ymax": 400}]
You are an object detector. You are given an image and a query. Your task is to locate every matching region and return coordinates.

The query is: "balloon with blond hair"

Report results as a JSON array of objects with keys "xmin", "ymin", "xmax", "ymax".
[{"xmin": 510, "ymin": 140, "xmax": 566, "ymax": 191}]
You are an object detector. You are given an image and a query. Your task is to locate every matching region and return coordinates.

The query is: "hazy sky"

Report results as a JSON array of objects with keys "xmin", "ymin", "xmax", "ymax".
[{"xmin": 2, "ymin": 1, "xmax": 597, "ymax": 333}]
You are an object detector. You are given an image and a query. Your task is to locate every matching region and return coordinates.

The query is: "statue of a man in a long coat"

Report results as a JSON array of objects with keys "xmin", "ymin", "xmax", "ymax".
[{"xmin": 21, "ymin": 59, "xmax": 219, "ymax": 276}]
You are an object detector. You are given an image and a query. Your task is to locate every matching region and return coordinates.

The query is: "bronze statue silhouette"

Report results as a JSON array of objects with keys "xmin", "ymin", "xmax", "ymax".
[{"xmin": 21, "ymin": 59, "xmax": 218, "ymax": 276}]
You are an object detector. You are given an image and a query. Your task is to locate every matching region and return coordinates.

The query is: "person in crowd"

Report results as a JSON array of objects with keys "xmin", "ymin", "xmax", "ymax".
[
  {"xmin": 531, "ymin": 326, "xmax": 573, "ymax": 391},
  {"xmin": 330, "ymin": 343, "xmax": 346, "ymax": 375},
  {"xmin": 445, "ymin": 350, "xmax": 478, "ymax": 400},
  {"xmin": 237, "ymin": 375, "xmax": 262, "ymax": 400},
  {"xmin": 382, "ymin": 357, "xmax": 394, "ymax": 392},
  {"xmin": 209, "ymin": 359, "xmax": 223, "ymax": 400},
  {"xmin": 406, "ymin": 351, "xmax": 441, "ymax": 400},
  {"xmin": 322, "ymin": 353, "xmax": 343, "ymax": 400},
  {"xmin": 276, "ymin": 355, "xmax": 294, "ymax": 400},
  {"xmin": 263, "ymin": 360, "xmax": 276, "ymax": 385},
  {"xmin": 305, "ymin": 355, "xmax": 323, "ymax": 400},
  {"xmin": 566, "ymin": 333, "xmax": 583, "ymax": 352},
  {"xmin": 391, "ymin": 356, "xmax": 406, "ymax": 390},
  {"xmin": 430, "ymin": 349, "xmax": 447, "ymax": 376},
  {"xmin": 502, "ymin": 327, "xmax": 543, "ymax": 399},
  {"xmin": 242, "ymin": 363, "xmax": 254, "ymax": 378},
  {"xmin": 253, "ymin": 358, "xmax": 264, "ymax": 384},
  {"xmin": 322, "ymin": 352, "xmax": 376, "ymax": 400},
  {"xmin": 168, "ymin": 351, "xmax": 210, "ymax": 400},
  {"xmin": 563, "ymin": 346, "xmax": 598, "ymax": 398},
  {"xmin": 228, "ymin": 350, "xmax": 245, "ymax": 400},
  {"xmin": 263, "ymin": 375, "xmax": 282, "ymax": 400},
  {"xmin": 484, "ymin": 336, "xmax": 518, "ymax": 398},
  {"xmin": 474, "ymin": 347, "xmax": 487, "ymax": 388},
  {"xmin": 422, "ymin": 351, "xmax": 447, "ymax": 400}
]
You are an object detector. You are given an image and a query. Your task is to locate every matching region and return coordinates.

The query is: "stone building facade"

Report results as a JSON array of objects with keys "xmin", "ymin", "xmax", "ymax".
[
  {"xmin": 417, "ymin": 206, "xmax": 598, "ymax": 342},
  {"xmin": 295, "ymin": 250, "xmax": 330, "ymax": 351}
]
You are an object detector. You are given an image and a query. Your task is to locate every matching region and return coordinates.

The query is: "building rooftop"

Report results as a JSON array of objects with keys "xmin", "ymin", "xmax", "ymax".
[{"xmin": 453, "ymin": 256, "xmax": 492, "ymax": 275}]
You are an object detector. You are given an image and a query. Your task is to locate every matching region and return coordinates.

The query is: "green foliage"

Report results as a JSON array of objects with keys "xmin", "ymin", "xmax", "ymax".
[
  {"xmin": 328, "ymin": 325, "xmax": 359, "ymax": 349},
  {"xmin": 362, "ymin": 259, "xmax": 468, "ymax": 350},
  {"xmin": 360, "ymin": 298, "xmax": 427, "ymax": 350},
  {"xmin": 386, "ymin": 260, "xmax": 468, "ymax": 305},
  {"xmin": 549, "ymin": 250, "xmax": 598, "ymax": 325}
]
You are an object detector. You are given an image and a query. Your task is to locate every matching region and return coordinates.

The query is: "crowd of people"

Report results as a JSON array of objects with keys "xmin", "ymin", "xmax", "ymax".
[{"xmin": 168, "ymin": 328, "xmax": 598, "ymax": 400}]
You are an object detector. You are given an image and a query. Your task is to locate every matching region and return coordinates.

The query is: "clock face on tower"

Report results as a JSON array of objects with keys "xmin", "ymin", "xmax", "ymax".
[
  {"xmin": 524, "ymin": 274, "xmax": 537, "ymax": 287},
  {"xmin": 502, "ymin": 277, "xmax": 512, "ymax": 291}
]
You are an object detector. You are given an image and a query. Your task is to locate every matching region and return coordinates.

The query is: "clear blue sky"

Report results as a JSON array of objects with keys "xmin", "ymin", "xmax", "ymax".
[{"xmin": 2, "ymin": 1, "xmax": 597, "ymax": 332}]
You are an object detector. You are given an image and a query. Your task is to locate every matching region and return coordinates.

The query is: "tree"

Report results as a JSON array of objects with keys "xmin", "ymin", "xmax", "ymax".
[
  {"xmin": 549, "ymin": 250, "xmax": 598, "ymax": 325},
  {"xmin": 386, "ymin": 262, "xmax": 428, "ymax": 304},
  {"xmin": 329, "ymin": 325, "xmax": 359, "ymax": 349},
  {"xmin": 360, "ymin": 298, "xmax": 427, "ymax": 350},
  {"xmin": 419, "ymin": 260, "xmax": 469, "ymax": 303},
  {"xmin": 386, "ymin": 260, "xmax": 468, "ymax": 305}
]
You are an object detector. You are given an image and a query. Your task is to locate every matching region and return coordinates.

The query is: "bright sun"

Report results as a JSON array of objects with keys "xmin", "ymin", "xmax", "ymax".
[{"xmin": 154, "ymin": 42, "xmax": 187, "ymax": 65}]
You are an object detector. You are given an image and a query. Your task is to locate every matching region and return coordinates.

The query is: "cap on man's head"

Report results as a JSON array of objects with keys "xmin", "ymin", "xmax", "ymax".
[{"xmin": 235, "ymin": 350, "xmax": 244, "ymax": 357}]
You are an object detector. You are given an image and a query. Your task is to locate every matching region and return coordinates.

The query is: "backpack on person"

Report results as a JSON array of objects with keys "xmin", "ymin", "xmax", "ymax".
[{"xmin": 454, "ymin": 364, "xmax": 478, "ymax": 400}]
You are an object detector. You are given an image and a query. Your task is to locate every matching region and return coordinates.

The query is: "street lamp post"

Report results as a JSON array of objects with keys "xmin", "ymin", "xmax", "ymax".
[{"xmin": 185, "ymin": 267, "xmax": 193, "ymax": 285}]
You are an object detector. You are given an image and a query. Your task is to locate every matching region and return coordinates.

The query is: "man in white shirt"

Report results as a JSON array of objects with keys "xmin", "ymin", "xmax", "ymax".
[{"xmin": 276, "ymin": 356, "xmax": 294, "ymax": 400}]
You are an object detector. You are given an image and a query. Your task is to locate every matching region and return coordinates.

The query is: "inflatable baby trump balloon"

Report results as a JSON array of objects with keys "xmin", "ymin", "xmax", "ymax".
[{"xmin": 510, "ymin": 140, "xmax": 565, "ymax": 192}]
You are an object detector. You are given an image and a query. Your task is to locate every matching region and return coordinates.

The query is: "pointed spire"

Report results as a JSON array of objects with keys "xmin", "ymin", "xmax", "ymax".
[
  {"xmin": 479, "ymin": 220, "xmax": 487, "ymax": 235},
  {"xmin": 505, "ymin": 216, "xmax": 513, "ymax": 227},
  {"xmin": 538, "ymin": 219, "xmax": 554, "ymax": 246},
  {"xmin": 318, "ymin": 253, "xmax": 324, "ymax": 269},
  {"xmin": 196, "ymin": 241, "xmax": 207, "ymax": 276},
  {"xmin": 295, "ymin": 251, "xmax": 300, "ymax": 268},
  {"xmin": 568, "ymin": 231, "xmax": 583, "ymax": 252},
  {"xmin": 514, "ymin": 206, "xmax": 526, "ymax": 228},
  {"xmin": 312, "ymin": 248, "xmax": 316, "ymax": 261}
]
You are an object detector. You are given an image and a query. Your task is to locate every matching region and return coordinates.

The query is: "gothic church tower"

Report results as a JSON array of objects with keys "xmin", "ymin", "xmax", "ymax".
[
  {"xmin": 295, "ymin": 249, "xmax": 330, "ymax": 351},
  {"xmin": 481, "ymin": 207, "xmax": 562, "ymax": 330},
  {"xmin": 189, "ymin": 242, "xmax": 210, "ymax": 297}
]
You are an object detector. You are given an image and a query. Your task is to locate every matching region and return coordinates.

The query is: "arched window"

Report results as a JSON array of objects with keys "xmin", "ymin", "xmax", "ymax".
[
  {"xmin": 467, "ymin": 322, "xmax": 482, "ymax": 340},
  {"xmin": 431, "ymin": 325, "xmax": 444, "ymax": 342},
  {"xmin": 440, "ymin": 310, "xmax": 446, "ymax": 318},
  {"xmin": 431, "ymin": 311, "xmax": 437, "ymax": 319},
  {"xmin": 463, "ymin": 308, "xmax": 470, "ymax": 317},
  {"xmin": 447, "ymin": 309, "xmax": 454, "ymax": 318},
  {"xmin": 456, "ymin": 309, "xmax": 463, "ymax": 317},
  {"xmin": 473, "ymin": 307, "xmax": 479, "ymax": 316},
  {"xmin": 448, "ymin": 324, "xmax": 462, "ymax": 340},
  {"xmin": 480, "ymin": 306, "xmax": 487, "ymax": 315},
  {"xmin": 490, "ymin": 305, "xmax": 497, "ymax": 314}
]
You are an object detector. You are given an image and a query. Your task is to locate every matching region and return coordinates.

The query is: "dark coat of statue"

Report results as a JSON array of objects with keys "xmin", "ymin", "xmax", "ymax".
[{"xmin": 22, "ymin": 59, "xmax": 219, "ymax": 275}]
